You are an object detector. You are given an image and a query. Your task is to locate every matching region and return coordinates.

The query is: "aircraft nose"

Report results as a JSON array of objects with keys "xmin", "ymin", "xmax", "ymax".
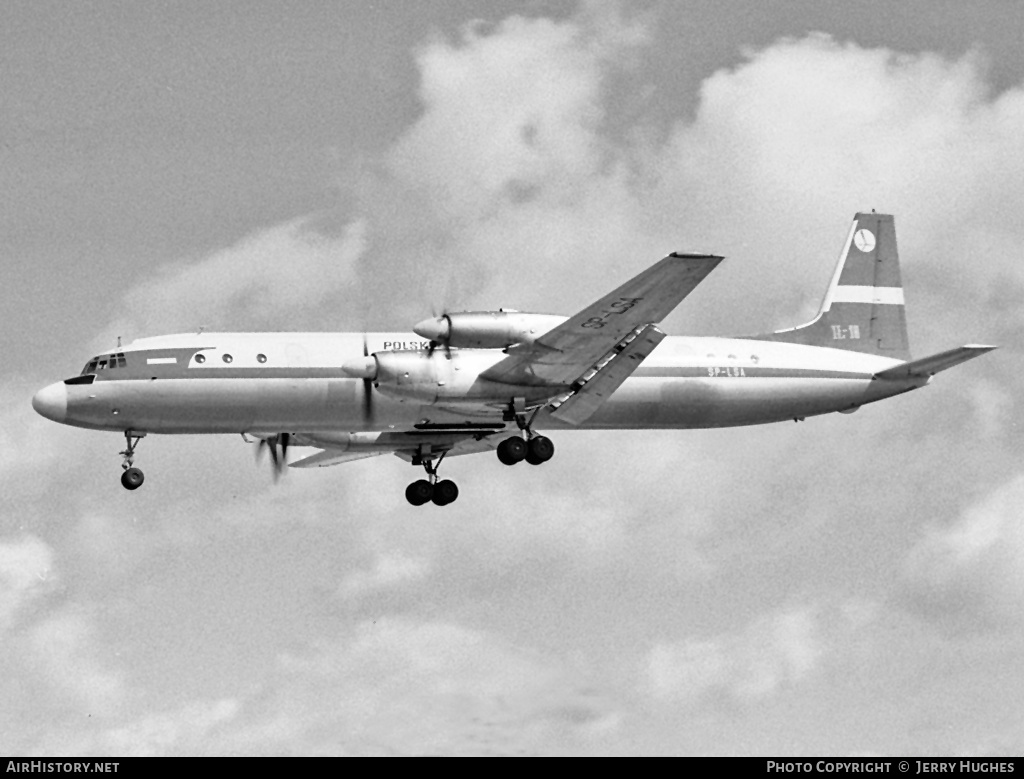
[{"xmin": 32, "ymin": 382, "xmax": 67, "ymax": 424}]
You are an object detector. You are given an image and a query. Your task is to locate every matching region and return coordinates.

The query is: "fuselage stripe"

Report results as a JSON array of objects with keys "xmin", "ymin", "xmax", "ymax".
[
  {"xmin": 82, "ymin": 366, "xmax": 875, "ymax": 383},
  {"xmin": 829, "ymin": 286, "xmax": 905, "ymax": 305}
]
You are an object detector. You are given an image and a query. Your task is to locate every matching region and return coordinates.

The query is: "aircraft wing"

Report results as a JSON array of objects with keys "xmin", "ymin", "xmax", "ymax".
[
  {"xmin": 289, "ymin": 449, "xmax": 386, "ymax": 469},
  {"xmin": 481, "ymin": 252, "xmax": 723, "ymax": 387},
  {"xmin": 548, "ymin": 324, "xmax": 666, "ymax": 425},
  {"xmin": 288, "ymin": 430, "xmax": 502, "ymax": 469},
  {"xmin": 391, "ymin": 434, "xmax": 500, "ymax": 463}
]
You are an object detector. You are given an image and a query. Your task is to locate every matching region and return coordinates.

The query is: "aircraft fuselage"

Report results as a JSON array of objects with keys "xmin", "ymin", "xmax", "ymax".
[{"xmin": 34, "ymin": 331, "xmax": 923, "ymax": 437}]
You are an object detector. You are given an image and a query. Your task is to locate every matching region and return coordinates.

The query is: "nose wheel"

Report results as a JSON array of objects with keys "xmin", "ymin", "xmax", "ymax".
[
  {"xmin": 119, "ymin": 430, "xmax": 146, "ymax": 491},
  {"xmin": 121, "ymin": 467, "xmax": 145, "ymax": 490},
  {"xmin": 406, "ymin": 452, "xmax": 459, "ymax": 507}
]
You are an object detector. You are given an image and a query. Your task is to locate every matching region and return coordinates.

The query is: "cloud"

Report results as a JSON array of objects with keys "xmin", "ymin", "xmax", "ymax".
[
  {"xmin": 0, "ymin": 534, "xmax": 55, "ymax": 630},
  {"xmin": 903, "ymin": 472, "xmax": 1024, "ymax": 630},
  {"xmin": 27, "ymin": 609, "xmax": 126, "ymax": 715},
  {"xmin": 640, "ymin": 35, "xmax": 1024, "ymax": 338},
  {"xmin": 99, "ymin": 216, "xmax": 367, "ymax": 346},
  {"xmin": 389, "ymin": 12, "xmax": 646, "ymax": 220},
  {"xmin": 966, "ymin": 378, "xmax": 1015, "ymax": 441},
  {"xmin": 337, "ymin": 550, "xmax": 430, "ymax": 600},
  {"xmin": 100, "ymin": 699, "xmax": 241, "ymax": 757},
  {"xmin": 645, "ymin": 606, "xmax": 821, "ymax": 703},
  {"xmin": 248, "ymin": 617, "xmax": 620, "ymax": 755}
]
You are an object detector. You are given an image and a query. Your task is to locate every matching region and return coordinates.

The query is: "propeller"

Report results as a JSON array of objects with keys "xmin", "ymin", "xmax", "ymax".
[
  {"xmin": 256, "ymin": 432, "xmax": 291, "ymax": 481},
  {"xmin": 362, "ymin": 334, "xmax": 374, "ymax": 420},
  {"xmin": 417, "ymin": 309, "xmax": 452, "ymax": 357},
  {"xmin": 340, "ymin": 335, "xmax": 377, "ymax": 420}
]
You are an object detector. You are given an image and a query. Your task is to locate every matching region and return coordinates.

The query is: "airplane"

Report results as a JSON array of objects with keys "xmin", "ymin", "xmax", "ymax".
[{"xmin": 32, "ymin": 212, "xmax": 995, "ymax": 506}]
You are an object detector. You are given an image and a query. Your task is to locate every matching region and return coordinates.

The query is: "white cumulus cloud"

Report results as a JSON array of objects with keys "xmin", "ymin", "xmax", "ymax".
[
  {"xmin": 903, "ymin": 472, "xmax": 1024, "ymax": 629},
  {"xmin": 0, "ymin": 534, "xmax": 55, "ymax": 630},
  {"xmin": 646, "ymin": 606, "xmax": 821, "ymax": 702}
]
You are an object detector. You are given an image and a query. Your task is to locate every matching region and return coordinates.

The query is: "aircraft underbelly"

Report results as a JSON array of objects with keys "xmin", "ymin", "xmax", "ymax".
[{"xmin": 580, "ymin": 376, "xmax": 873, "ymax": 429}]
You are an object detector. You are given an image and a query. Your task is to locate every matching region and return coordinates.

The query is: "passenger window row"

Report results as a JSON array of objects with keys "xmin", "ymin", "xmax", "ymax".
[{"xmin": 195, "ymin": 353, "xmax": 268, "ymax": 364}]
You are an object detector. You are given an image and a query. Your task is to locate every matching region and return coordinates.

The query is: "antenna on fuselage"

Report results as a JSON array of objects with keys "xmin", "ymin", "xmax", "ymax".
[
  {"xmin": 116, "ymin": 336, "xmax": 122, "ymax": 348},
  {"xmin": 197, "ymin": 325, "xmax": 205, "ymax": 335}
]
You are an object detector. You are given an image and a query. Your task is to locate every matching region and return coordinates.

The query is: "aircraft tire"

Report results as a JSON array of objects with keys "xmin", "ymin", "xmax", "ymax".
[
  {"xmin": 405, "ymin": 479, "xmax": 434, "ymax": 506},
  {"xmin": 525, "ymin": 436, "xmax": 554, "ymax": 465},
  {"xmin": 121, "ymin": 467, "xmax": 145, "ymax": 491},
  {"xmin": 432, "ymin": 479, "xmax": 459, "ymax": 506},
  {"xmin": 497, "ymin": 436, "xmax": 527, "ymax": 466}
]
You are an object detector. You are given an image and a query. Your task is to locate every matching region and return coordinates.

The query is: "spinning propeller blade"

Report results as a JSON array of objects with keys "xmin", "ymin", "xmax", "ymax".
[
  {"xmin": 362, "ymin": 334, "xmax": 374, "ymax": 420},
  {"xmin": 255, "ymin": 432, "xmax": 291, "ymax": 481}
]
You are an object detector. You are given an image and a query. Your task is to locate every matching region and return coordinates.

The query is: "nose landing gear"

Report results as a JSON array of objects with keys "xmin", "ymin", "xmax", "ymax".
[
  {"xmin": 406, "ymin": 451, "xmax": 459, "ymax": 507},
  {"xmin": 121, "ymin": 467, "xmax": 144, "ymax": 490},
  {"xmin": 119, "ymin": 430, "xmax": 146, "ymax": 491}
]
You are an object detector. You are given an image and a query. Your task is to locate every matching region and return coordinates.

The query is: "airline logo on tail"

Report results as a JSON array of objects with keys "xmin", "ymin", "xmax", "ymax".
[{"xmin": 747, "ymin": 213, "xmax": 911, "ymax": 359}]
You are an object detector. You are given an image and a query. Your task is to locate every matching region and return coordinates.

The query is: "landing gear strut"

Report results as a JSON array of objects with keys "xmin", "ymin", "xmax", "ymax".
[
  {"xmin": 497, "ymin": 401, "xmax": 554, "ymax": 467},
  {"xmin": 119, "ymin": 430, "xmax": 146, "ymax": 491},
  {"xmin": 406, "ymin": 451, "xmax": 459, "ymax": 507}
]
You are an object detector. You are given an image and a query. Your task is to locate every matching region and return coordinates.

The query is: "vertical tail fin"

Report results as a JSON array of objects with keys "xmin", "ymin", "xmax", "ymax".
[{"xmin": 747, "ymin": 212, "xmax": 911, "ymax": 360}]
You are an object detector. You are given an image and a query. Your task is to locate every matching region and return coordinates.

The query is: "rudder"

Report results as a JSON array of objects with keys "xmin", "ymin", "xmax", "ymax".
[{"xmin": 746, "ymin": 212, "xmax": 911, "ymax": 360}]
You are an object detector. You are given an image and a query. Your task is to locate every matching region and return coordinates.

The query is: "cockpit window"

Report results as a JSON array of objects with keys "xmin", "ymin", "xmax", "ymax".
[{"xmin": 81, "ymin": 352, "xmax": 127, "ymax": 375}]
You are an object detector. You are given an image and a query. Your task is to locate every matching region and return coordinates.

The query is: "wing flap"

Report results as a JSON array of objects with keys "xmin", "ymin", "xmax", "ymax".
[
  {"xmin": 289, "ymin": 430, "xmax": 504, "ymax": 469},
  {"xmin": 289, "ymin": 450, "xmax": 386, "ymax": 468},
  {"xmin": 873, "ymin": 345, "xmax": 996, "ymax": 380},
  {"xmin": 391, "ymin": 435, "xmax": 500, "ymax": 462},
  {"xmin": 550, "ymin": 324, "xmax": 666, "ymax": 425},
  {"xmin": 482, "ymin": 252, "xmax": 722, "ymax": 386}
]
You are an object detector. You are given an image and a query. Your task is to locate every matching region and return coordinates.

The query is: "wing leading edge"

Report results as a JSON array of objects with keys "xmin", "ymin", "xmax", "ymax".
[{"xmin": 481, "ymin": 252, "xmax": 722, "ymax": 387}]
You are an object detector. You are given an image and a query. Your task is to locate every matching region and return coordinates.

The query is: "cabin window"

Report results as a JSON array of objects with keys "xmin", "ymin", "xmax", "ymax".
[
  {"xmin": 195, "ymin": 354, "xmax": 206, "ymax": 364},
  {"xmin": 222, "ymin": 354, "xmax": 233, "ymax": 363},
  {"xmin": 257, "ymin": 354, "xmax": 267, "ymax": 363}
]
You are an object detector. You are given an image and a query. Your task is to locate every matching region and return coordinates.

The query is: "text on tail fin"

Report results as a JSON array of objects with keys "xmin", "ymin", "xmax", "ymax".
[{"xmin": 743, "ymin": 212, "xmax": 911, "ymax": 360}]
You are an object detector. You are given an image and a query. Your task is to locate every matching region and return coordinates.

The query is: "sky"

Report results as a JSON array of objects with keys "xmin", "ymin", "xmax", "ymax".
[{"xmin": 1, "ymin": 0, "xmax": 1022, "ymax": 756}]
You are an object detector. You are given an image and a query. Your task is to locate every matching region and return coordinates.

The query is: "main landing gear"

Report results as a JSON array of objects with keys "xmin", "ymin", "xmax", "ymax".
[
  {"xmin": 496, "ymin": 435, "xmax": 554, "ymax": 465},
  {"xmin": 496, "ymin": 401, "xmax": 555, "ymax": 467},
  {"xmin": 119, "ymin": 430, "xmax": 146, "ymax": 491},
  {"xmin": 406, "ymin": 452, "xmax": 459, "ymax": 507}
]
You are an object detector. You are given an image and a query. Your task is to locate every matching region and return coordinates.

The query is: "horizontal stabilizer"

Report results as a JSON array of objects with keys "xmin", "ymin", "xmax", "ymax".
[
  {"xmin": 873, "ymin": 345, "xmax": 996, "ymax": 380},
  {"xmin": 550, "ymin": 324, "xmax": 666, "ymax": 425}
]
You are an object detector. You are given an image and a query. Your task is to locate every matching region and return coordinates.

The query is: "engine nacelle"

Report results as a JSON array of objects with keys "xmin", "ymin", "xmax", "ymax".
[
  {"xmin": 371, "ymin": 349, "xmax": 443, "ymax": 403},
  {"xmin": 412, "ymin": 311, "xmax": 567, "ymax": 349},
  {"xmin": 341, "ymin": 348, "xmax": 555, "ymax": 405}
]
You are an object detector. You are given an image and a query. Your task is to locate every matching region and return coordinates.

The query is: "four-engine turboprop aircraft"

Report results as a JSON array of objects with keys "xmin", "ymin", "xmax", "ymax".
[{"xmin": 32, "ymin": 213, "xmax": 994, "ymax": 506}]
